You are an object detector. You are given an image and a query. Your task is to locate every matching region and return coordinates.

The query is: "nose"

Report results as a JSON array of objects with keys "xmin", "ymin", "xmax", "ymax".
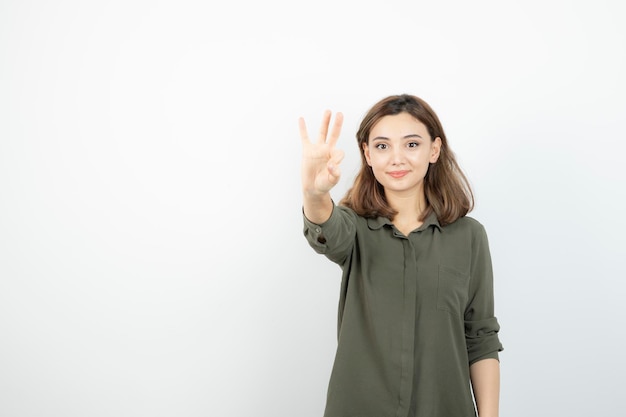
[{"xmin": 391, "ymin": 146, "xmax": 404, "ymax": 165}]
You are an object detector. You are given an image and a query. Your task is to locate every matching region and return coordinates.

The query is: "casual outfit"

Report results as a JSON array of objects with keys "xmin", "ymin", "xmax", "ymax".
[{"xmin": 303, "ymin": 204, "xmax": 503, "ymax": 417}]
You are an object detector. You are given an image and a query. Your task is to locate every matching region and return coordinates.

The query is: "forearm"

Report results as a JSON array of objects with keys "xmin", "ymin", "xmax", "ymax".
[
  {"xmin": 470, "ymin": 358, "xmax": 500, "ymax": 417},
  {"xmin": 303, "ymin": 191, "xmax": 334, "ymax": 225}
]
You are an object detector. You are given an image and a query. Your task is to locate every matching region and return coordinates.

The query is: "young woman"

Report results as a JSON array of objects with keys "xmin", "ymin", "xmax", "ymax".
[{"xmin": 299, "ymin": 94, "xmax": 503, "ymax": 417}]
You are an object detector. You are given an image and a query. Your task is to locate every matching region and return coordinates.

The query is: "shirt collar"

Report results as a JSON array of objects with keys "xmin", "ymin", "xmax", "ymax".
[{"xmin": 367, "ymin": 210, "xmax": 441, "ymax": 232}]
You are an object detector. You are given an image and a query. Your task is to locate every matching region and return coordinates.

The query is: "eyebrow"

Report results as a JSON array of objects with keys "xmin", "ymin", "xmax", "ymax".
[{"xmin": 371, "ymin": 134, "xmax": 423, "ymax": 141}]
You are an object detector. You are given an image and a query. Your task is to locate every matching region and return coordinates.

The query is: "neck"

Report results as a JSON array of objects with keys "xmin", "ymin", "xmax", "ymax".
[{"xmin": 385, "ymin": 187, "xmax": 427, "ymax": 221}]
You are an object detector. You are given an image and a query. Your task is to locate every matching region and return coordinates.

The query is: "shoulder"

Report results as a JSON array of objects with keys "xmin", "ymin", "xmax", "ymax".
[
  {"xmin": 441, "ymin": 215, "xmax": 488, "ymax": 241},
  {"xmin": 444, "ymin": 215, "xmax": 484, "ymax": 231}
]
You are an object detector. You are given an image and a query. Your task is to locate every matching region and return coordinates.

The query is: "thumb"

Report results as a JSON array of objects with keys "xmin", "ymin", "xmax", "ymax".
[
  {"xmin": 328, "ymin": 149, "xmax": 344, "ymax": 180},
  {"xmin": 327, "ymin": 160, "xmax": 342, "ymax": 181},
  {"xmin": 331, "ymin": 149, "xmax": 345, "ymax": 166}
]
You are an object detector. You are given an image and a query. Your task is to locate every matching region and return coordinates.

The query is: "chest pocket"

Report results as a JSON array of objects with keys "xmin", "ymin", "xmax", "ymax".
[{"xmin": 436, "ymin": 265, "xmax": 469, "ymax": 314}]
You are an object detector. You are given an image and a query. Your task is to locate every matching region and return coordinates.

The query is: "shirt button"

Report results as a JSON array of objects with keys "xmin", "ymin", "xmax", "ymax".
[{"xmin": 315, "ymin": 228, "xmax": 321, "ymax": 233}]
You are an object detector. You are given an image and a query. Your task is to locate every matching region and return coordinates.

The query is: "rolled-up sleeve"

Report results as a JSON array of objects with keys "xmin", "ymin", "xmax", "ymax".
[
  {"xmin": 464, "ymin": 224, "xmax": 503, "ymax": 364},
  {"xmin": 302, "ymin": 205, "xmax": 356, "ymax": 265}
]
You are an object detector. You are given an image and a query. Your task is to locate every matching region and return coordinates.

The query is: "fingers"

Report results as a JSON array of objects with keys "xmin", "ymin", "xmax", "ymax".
[
  {"xmin": 316, "ymin": 110, "xmax": 332, "ymax": 144},
  {"xmin": 331, "ymin": 148, "xmax": 345, "ymax": 166},
  {"xmin": 327, "ymin": 160, "xmax": 341, "ymax": 181},
  {"xmin": 327, "ymin": 163, "xmax": 341, "ymax": 182},
  {"xmin": 300, "ymin": 110, "xmax": 343, "ymax": 146},
  {"xmin": 298, "ymin": 117, "xmax": 309, "ymax": 144},
  {"xmin": 327, "ymin": 148, "xmax": 345, "ymax": 182},
  {"xmin": 327, "ymin": 112, "xmax": 343, "ymax": 147}
]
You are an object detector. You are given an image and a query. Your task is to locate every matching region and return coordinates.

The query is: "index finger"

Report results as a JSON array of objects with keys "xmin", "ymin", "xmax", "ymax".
[{"xmin": 298, "ymin": 117, "xmax": 310, "ymax": 144}]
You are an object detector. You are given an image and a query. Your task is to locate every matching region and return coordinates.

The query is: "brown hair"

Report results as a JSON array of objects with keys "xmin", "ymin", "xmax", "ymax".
[{"xmin": 339, "ymin": 94, "xmax": 474, "ymax": 226}]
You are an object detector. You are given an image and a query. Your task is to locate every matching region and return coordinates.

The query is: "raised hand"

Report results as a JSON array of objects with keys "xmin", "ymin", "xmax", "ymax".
[{"xmin": 299, "ymin": 110, "xmax": 345, "ymax": 197}]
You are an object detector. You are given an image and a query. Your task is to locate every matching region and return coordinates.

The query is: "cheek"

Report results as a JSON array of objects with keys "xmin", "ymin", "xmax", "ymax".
[
  {"xmin": 410, "ymin": 151, "xmax": 430, "ymax": 165},
  {"xmin": 368, "ymin": 154, "xmax": 385, "ymax": 170},
  {"xmin": 369, "ymin": 159, "xmax": 389, "ymax": 181}
]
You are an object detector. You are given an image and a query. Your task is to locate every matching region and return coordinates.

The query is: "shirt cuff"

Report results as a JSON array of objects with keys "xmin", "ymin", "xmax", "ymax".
[
  {"xmin": 465, "ymin": 317, "xmax": 503, "ymax": 365},
  {"xmin": 302, "ymin": 204, "xmax": 337, "ymax": 250}
]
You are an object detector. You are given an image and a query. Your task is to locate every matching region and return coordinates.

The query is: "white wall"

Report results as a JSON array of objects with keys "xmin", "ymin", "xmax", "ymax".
[{"xmin": 1, "ymin": 0, "xmax": 625, "ymax": 416}]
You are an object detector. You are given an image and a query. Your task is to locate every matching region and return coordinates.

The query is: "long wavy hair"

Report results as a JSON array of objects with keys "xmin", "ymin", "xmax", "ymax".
[{"xmin": 339, "ymin": 94, "xmax": 474, "ymax": 226}]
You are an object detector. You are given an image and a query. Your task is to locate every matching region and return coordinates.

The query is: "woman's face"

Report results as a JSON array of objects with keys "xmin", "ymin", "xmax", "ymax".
[{"xmin": 363, "ymin": 112, "xmax": 441, "ymax": 196}]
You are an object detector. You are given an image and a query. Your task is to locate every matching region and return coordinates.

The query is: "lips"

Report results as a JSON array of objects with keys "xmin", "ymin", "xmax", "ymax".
[{"xmin": 388, "ymin": 170, "xmax": 409, "ymax": 178}]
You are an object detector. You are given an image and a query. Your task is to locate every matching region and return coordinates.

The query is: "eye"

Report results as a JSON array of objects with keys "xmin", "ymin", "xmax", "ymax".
[
  {"xmin": 375, "ymin": 143, "xmax": 388, "ymax": 150},
  {"xmin": 407, "ymin": 142, "xmax": 419, "ymax": 148}
]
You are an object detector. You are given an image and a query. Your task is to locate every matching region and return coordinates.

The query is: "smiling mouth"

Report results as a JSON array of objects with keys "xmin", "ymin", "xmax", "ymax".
[{"xmin": 388, "ymin": 170, "xmax": 409, "ymax": 178}]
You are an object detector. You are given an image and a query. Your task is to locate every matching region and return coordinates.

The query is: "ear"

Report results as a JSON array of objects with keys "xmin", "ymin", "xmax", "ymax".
[
  {"xmin": 430, "ymin": 137, "xmax": 442, "ymax": 163},
  {"xmin": 362, "ymin": 142, "xmax": 372, "ymax": 166}
]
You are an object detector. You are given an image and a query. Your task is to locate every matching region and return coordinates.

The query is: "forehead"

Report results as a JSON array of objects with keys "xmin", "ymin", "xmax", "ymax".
[{"xmin": 369, "ymin": 112, "xmax": 430, "ymax": 139}]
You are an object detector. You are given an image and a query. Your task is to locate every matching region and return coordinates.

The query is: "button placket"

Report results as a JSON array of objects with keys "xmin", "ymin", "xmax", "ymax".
[{"xmin": 395, "ymin": 238, "xmax": 418, "ymax": 417}]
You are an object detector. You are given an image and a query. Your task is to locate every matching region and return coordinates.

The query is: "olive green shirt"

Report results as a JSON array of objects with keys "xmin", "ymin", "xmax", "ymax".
[{"xmin": 303, "ymin": 204, "xmax": 503, "ymax": 417}]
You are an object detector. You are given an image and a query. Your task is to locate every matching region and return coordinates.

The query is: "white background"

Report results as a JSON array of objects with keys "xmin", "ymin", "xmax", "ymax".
[{"xmin": 1, "ymin": 0, "xmax": 625, "ymax": 416}]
